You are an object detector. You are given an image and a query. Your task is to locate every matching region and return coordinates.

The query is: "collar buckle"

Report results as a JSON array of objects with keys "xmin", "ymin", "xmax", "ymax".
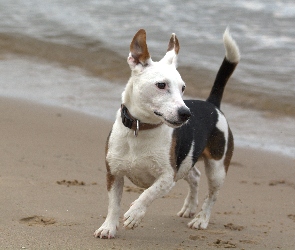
[{"xmin": 134, "ymin": 120, "xmax": 139, "ymax": 137}]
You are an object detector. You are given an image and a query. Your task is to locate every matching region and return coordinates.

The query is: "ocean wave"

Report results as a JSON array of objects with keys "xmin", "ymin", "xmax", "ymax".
[
  {"xmin": 1, "ymin": 0, "xmax": 295, "ymax": 105},
  {"xmin": 1, "ymin": 32, "xmax": 294, "ymax": 117},
  {"xmin": 0, "ymin": 54, "xmax": 294, "ymax": 158}
]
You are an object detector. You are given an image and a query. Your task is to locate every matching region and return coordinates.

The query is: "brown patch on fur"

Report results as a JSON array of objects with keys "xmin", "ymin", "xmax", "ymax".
[
  {"xmin": 106, "ymin": 163, "xmax": 115, "ymax": 192},
  {"xmin": 224, "ymin": 127, "xmax": 234, "ymax": 173},
  {"xmin": 167, "ymin": 34, "xmax": 180, "ymax": 54},
  {"xmin": 105, "ymin": 131, "xmax": 115, "ymax": 191},
  {"xmin": 130, "ymin": 29, "xmax": 150, "ymax": 66},
  {"xmin": 202, "ymin": 146, "xmax": 213, "ymax": 159},
  {"xmin": 204, "ymin": 127, "xmax": 225, "ymax": 160}
]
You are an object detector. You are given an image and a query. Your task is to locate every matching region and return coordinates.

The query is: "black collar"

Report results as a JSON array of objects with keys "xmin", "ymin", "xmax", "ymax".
[{"xmin": 120, "ymin": 104, "xmax": 163, "ymax": 136}]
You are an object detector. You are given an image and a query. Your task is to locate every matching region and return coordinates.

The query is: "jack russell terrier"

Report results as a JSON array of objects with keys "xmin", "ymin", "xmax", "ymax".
[{"xmin": 94, "ymin": 28, "xmax": 240, "ymax": 239}]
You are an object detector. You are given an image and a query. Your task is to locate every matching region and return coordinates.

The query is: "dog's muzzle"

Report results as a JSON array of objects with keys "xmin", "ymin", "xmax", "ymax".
[
  {"xmin": 154, "ymin": 106, "xmax": 191, "ymax": 127},
  {"xmin": 178, "ymin": 106, "xmax": 191, "ymax": 122}
]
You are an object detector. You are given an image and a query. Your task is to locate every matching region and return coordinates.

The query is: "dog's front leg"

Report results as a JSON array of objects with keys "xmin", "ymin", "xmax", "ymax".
[
  {"xmin": 123, "ymin": 171, "xmax": 175, "ymax": 229},
  {"xmin": 94, "ymin": 175, "xmax": 124, "ymax": 239}
]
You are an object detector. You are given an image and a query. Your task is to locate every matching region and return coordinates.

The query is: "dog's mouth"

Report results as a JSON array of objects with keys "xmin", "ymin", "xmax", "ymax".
[{"xmin": 154, "ymin": 111, "xmax": 185, "ymax": 127}]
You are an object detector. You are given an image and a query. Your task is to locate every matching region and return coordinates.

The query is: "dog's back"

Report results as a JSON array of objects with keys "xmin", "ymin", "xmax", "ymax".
[{"xmin": 172, "ymin": 28, "xmax": 240, "ymax": 176}]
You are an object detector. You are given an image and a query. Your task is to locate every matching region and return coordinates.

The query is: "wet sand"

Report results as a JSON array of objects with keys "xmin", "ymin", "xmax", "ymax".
[{"xmin": 1, "ymin": 97, "xmax": 294, "ymax": 249}]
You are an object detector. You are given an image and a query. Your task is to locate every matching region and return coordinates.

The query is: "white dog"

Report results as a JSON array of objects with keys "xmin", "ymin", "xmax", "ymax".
[{"xmin": 94, "ymin": 28, "xmax": 240, "ymax": 239}]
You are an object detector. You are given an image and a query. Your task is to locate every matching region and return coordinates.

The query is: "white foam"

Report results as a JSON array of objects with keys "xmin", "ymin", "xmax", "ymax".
[
  {"xmin": 221, "ymin": 103, "xmax": 295, "ymax": 159},
  {"xmin": 0, "ymin": 56, "xmax": 123, "ymax": 121}
]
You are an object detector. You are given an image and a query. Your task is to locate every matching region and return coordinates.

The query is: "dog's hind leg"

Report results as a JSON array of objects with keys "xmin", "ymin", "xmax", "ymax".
[
  {"xmin": 177, "ymin": 166, "xmax": 201, "ymax": 218},
  {"xmin": 94, "ymin": 175, "xmax": 124, "ymax": 239},
  {"xmin": 188, "ymin": 158, "xmax": 226, "ymax": 229}
]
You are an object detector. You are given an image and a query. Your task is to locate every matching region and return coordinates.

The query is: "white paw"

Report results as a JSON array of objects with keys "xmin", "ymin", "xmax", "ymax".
[
  {"xmin": 123, "ymin": 202, "xmax": 146, "ymax": 229},
  {"xmin": 187, "ymin": 212, "xmax": 209, "ymax": 229},
  {"xmin": 94, "ymin": 221, "xmax": 118, "ymax": 239},
  {"xmin": 177, "ymin": 204, "xmax": 197, "ymax": 218}
]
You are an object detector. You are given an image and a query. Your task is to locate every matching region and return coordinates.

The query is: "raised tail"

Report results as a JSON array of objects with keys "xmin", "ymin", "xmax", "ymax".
[{"xmin": 206, "ymin": 28, "xmax": 240, "ymax": 109}]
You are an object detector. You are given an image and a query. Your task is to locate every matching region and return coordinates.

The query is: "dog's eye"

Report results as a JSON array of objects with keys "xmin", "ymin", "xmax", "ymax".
[
  {"xmin": 182, "ymin": 85, "xmax": 186, "ymax": 92},
  {"xmin": 156, "ymin": 82, "xmax": 166, "ymax": 90}
]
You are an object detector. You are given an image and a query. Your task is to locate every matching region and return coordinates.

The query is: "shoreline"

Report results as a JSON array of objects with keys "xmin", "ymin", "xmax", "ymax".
[
  {"xmin": 1, "ymin": 32, "xmax": 295, "ymax": 117},
  {"xmin": 1, "ymin": 36, "xmax": 294, "ymax": 158},
  {"xmin": 1, "ymin": 96, "xmax": 294, "ymax": 249}
]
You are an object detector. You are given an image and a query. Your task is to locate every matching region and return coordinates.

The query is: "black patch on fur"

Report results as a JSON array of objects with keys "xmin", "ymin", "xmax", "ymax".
[
  {"xmin": 206, "ymin": 58, "xmax": 237, "ymax": 109},
  {"xmin": 207, "ymin": 127, "xmax": 225, "ymax": 160},
  {"xmin": 172, "ymin": 100, "xmax": 219, "ymax": 170}
]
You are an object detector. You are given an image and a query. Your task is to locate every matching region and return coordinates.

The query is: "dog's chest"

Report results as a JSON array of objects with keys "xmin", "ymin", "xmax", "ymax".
[{"xmin": 107, "ymin": 122, "xmax": 174, "ymax": 188}]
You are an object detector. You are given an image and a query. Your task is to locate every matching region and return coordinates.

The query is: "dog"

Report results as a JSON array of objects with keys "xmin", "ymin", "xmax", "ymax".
[{"xmin": 94, "ymin": 28, "xmax": 240, "ymax": 239}]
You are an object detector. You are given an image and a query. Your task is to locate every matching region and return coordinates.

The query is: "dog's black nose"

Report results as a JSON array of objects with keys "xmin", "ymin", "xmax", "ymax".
[{"xmin": 178, "ymin": 107, "xmax": 191, "ymax": 122}]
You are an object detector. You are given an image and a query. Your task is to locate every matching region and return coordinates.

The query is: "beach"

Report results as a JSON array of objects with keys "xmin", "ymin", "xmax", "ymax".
[
  {"xmin": 1, "ymin": 97, "xmax": 294, "ymax": 249},
  {"xmin": 1, "ymin": 1, "xmax": 295, "ymax": 248}
]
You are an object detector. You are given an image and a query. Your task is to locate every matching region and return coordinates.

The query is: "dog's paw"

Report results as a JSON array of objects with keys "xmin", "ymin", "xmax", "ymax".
[
  {"xmin": 187, "ymin": 212, "xmax": 209, "ymax": 230},
  {"xmin": 123, "ymin": 202, "xmax": 146, "ymax": 229},
  {"xmin": 177, "ymin": 195, "xmax": 198, "ymax": 218},
  {"xmin": 94, "ymin": 222, "xmax": 118, "ymax": 239},
  {"xmin": 177, "ymin": 204, "xmax": 197, "ymax": 218}
]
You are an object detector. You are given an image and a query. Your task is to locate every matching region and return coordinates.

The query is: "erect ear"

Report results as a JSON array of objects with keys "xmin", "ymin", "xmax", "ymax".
[
  {"xmin": 127, "ymin": 29, "xmax": 152, "ymax": 71},
  {"xmin": 160, "ymin": 33, "xmax": 179, "ymax": 67}
]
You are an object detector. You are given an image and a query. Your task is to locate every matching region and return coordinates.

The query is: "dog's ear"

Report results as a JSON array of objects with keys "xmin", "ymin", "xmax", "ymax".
[
  {"xmin": 160, "ymin": 33, "xmax": 179, "ymax": 67},
  {"xmin": 127, "ymin": 29, "xmax": 152, "ymax": 71}
]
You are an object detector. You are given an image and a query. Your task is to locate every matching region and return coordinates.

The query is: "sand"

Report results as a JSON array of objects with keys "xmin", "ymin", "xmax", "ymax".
[{"xmin": 1, "ymin": 96, "xmax": 295, "ymax": 250}]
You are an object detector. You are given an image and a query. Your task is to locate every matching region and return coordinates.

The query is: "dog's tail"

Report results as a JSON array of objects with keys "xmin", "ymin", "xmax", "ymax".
[{"xmin": 206, "ymin": 28, "xmax": 240, "ymax": 109}]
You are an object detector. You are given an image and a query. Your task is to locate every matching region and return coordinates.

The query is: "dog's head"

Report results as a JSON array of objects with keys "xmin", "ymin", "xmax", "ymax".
[{"xmin": 124, "ymin": 29, "xmax": 191, "ymax": 128}]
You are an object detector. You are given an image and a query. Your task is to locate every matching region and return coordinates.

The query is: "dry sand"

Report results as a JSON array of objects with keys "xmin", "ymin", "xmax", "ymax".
[{"xmin": 1, "ymin": 97, "xmax": 294, "ymax": 249}]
